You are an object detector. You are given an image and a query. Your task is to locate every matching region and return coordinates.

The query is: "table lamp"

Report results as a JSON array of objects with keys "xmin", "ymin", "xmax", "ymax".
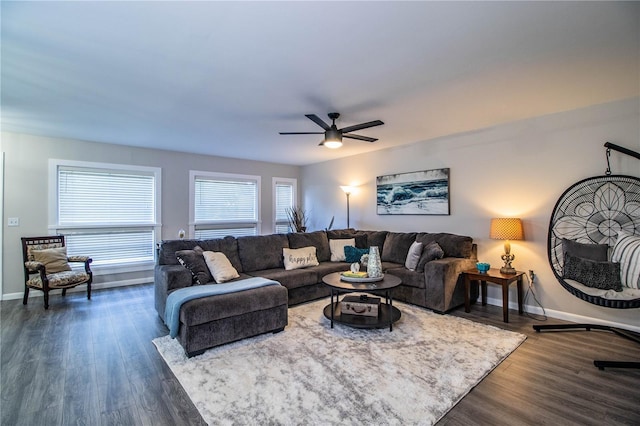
[{"xmin": 490, "ymin": 218, "xmax": 524, "ymax": 274}]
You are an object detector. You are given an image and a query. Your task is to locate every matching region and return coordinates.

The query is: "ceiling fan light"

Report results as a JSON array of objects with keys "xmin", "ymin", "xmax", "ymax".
[{"xmin": 323, "ymin": 140, "xmax": 343, "ymax": 149}]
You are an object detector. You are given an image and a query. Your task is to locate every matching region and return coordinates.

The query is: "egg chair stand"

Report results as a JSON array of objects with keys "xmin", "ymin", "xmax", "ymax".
[{"xmin": 536, "ymin": 142, "xmax": 640, "ymax": 370}]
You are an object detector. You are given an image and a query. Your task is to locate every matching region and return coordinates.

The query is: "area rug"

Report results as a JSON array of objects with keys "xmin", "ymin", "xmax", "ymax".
[{"xmin": 153, "ymin": 299, "xmax": 526, "ymax": 426}]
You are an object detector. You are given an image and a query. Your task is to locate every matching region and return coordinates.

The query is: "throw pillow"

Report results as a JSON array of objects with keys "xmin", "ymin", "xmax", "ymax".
[
  {"xmin": 202, "ymin": 251, "xmax": 240, "ymax": 283},
  {"xmin": 563, "ymin": 252, "xmax": 622, "ymax": 292},
  {"xmin": 416, "ymin": 241, "xmax": 445, "ymax": 272},
  {"xmin": 31, "ymin": 247, "xmax": 72, "ymax": 274},
  {"xmin": 404, "ymin": 241, "xmax": 423, "ymax": 271},
  {"xmin": 329, "ymin": 238, "xmax": 355, "ymax": 262},
  {"xmin": 610, "ymin": 230, "xmax": 640, "ymax": 289},
  {"xmin": 176, "ymin": 246, "xmax": 212, "ymax": 285},
  {"xmin": 344, "ymin": 246, "xmax": 369, "ymax": 264},
  {"xmin": 282, "ymin": 246, "xmax": 319, "ymax": 270},
  {"xmin": 562, "ymin": 238, "xmax": 608, "ymax": 261}
]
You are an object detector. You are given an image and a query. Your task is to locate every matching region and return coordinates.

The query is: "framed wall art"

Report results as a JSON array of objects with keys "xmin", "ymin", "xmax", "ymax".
[{"xmin": 376, "ymin": 168, "xmax": 450, "ymax": 215}]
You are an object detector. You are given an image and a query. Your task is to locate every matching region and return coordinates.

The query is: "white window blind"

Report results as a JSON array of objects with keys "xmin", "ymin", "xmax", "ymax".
[
  {"xmin": 192, "ymin": 172, "xmax": 260, "ymax": 238},
  {"xmin": 274, "ymin": 179, "xmax": 295, "ymax": 234},
  {"xmin": 51, "ymin": 162, "xmax": 160, "ymax": 269},
  {"xmin": 58, "ymin": 169, "xmax": 155, "ymax": 225}
]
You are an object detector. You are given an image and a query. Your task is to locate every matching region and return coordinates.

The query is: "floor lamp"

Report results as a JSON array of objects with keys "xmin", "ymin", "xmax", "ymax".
[{"xmin": 340, "ymin": 186, "xmax": 353, "ymax": 228}]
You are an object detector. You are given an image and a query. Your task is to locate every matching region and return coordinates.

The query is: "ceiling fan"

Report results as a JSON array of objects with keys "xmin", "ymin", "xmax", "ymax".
[{"xmin": 280, "ymin": 112, "xmax": 384, "ymax": 149}]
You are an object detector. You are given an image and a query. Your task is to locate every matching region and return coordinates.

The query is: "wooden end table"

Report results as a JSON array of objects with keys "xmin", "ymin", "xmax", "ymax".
[{"xmin": 462, "ymin": 268, "xmax": 525, "ymax": 323}]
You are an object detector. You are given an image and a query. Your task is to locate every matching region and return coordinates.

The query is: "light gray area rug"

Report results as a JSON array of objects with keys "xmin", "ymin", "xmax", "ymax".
[{"xmin": 153, "ymin": 299, "xmax": 526, "ymax": 426}]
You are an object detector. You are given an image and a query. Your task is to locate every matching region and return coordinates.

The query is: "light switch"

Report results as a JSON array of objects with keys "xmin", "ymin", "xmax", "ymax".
[{"xmin": 8, "ymin": 217, "xmax": 19, "ymax": 227}]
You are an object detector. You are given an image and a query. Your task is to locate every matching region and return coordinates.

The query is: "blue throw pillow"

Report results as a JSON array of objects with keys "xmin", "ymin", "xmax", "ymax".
[{"xmin": 344, "ymin": 246, "xmax": 369, "ymax": 263}]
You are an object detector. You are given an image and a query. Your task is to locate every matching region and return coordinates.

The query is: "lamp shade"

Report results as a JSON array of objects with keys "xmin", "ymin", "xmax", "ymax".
[{"xmin": 490, "ymin": 218, "xmax": 524, "ymax": 241}]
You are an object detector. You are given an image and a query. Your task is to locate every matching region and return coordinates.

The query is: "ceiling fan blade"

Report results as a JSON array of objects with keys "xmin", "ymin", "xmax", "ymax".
[
  {"xmin": 339, "ymin": 120, "xmax": 384, "ymax": 134},
  {"xmin": 279, "ymin": 132, "xmax": 324, "ymax": 135},
  {"xmin": 305, "ymin": 114, "xmax": 331, "ymax": 130},
  {"xmin": 343, "ymin": 134, "xmax": 378, "ymax": 142}
]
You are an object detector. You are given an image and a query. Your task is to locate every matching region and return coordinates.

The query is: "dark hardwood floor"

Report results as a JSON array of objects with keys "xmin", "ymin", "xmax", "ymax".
[{"xmin": 1, "ymin": 284, "xmax": 638, "ymax": 425}]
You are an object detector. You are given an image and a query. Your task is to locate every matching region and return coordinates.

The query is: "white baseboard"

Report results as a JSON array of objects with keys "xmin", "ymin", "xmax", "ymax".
[
  {"xmin": 1, "ymin": 277, "xmax": 153, "ymax": 301},
  {"xmin": 485, "ymin": 296, "xmax": 640, "ymax": 333}
]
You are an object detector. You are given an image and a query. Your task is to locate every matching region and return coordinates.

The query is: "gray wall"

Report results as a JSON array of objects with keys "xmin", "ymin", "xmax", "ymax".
[
  {"xmin": 302, "ymin": 98, "xmax": 640, "ymax": 330},
  {"xmin": 1, "ymin": 133, "xmax": 300, "ymax": 297}
]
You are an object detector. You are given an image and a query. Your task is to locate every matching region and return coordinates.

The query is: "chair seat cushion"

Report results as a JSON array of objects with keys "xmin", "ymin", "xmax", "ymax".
[{"xmin": 27, "ymin": 271, "xmax": 91, "ymax": 289}]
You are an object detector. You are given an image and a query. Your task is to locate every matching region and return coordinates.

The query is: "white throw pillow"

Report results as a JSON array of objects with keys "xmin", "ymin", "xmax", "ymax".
[
  {"xmin": 283, "ymin": 246, "xmax": 319, "ymax": 270},
  {"xmin": 405, "ymin": 241, "xmax": 423, "ymax": 271},
  {"xmin": 329, "ymin": 238, "xmax": 355, "ymax": 262},
  {"xmin": 611, "ymin": 230, "xmax": 640, "ymax": 289},
  {"xmin": 202, "ymin": 251, "xmax": 240, "ymax": 283}
]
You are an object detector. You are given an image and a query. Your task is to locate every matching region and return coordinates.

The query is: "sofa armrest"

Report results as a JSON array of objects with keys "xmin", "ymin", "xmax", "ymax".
[
  {"xmin": 155, "ymin": 265, "xmax": 193, "ymax": 322},
  {"xmin": 423, "ymin": 257, "xmax": 477, "ymax": 313}
]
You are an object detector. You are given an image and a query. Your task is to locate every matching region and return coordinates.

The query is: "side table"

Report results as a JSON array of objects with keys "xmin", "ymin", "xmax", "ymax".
[{"xmin": 462, "ymin": 268, "xmax": 525, "ymax": 323}]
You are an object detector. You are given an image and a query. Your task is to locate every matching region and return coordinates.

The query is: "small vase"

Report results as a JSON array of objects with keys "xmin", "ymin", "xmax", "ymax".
[{"xmin": 367, "ymin": 246, "xmax": 382, "ymax": 278}]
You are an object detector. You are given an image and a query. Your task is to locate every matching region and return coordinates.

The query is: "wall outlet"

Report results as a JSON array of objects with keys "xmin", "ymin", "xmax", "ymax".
[{"xmin": 8, "ymin": 217, "xmax": 19, "ymax": 227}]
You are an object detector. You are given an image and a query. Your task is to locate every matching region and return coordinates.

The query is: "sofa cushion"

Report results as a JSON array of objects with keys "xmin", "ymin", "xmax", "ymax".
[
  {"xmin": 179, "ymin": 284, "xmax": 287, "ymax": 326},
  {"xmin": 416, "ymin": 241, "xmax": 445, "ymax": 272},
  {"xmin": 159, "ymin": 239, "xmax": 205, "ymax": 265},
  {"xmin": 359, "ymin": 230, "xmax": 388, "ymax": 251},
  {"xmin": 288, "ymin": 231, "xmax": 330, "ymax": 262},
  {"xmin": 381, "ymin": 232, "xmax": 417, "ymax": 264},
  {"xmin": 329, "ymin": 238, "xmax": 355, "ymax": 262},
  {"xmin": 307, "ymin": 262, "xmax": 351, "ymax": 278},
  {"xmin": 326, "ymin": 229, "xmax": 368, "ymax": 248},
  {"xmin": 385, "ymin": 267, "xmax": 426, "ymax": 289},
  {"xmin": 237, "ymin": 234, "xmax": 289, "ymax": 272},
  {"xmin": 203, "ymin": 251, "xmax": 240, "ymax": 283},
  {"xmin": 283, "ymin": 246, "xmax": 319, "ymax": 270},
  {"xmin": 249, "ymin": 268, "xmax": 318, "ymax": 290},
  {"xmin": 416, "ymin": 233, "xmax": 473, "ymax": 258},
  {"xmin": 327, "ymin": 229, "xmax": 356, "ymax": 239},
  {"xmin": 176, "ymin": 246, "xmax": 211, "ymax": 285}
]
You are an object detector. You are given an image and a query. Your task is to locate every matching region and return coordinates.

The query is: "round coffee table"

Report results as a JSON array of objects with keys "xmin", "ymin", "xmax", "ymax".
[{"xmin": 322, "ymin": 272, "xmax": 402, "ymax": 331}]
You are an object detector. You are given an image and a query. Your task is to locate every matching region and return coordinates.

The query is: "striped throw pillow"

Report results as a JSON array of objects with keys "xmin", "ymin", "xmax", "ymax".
[{"xmin": 611, "ymin": 231, "xmax": 640, "ymax": 289}]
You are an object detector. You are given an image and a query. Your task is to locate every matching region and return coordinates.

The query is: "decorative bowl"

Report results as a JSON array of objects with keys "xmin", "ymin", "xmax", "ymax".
[{"xmin": 476, "ymin": 262, "xmax": 490, "ymax": 273}]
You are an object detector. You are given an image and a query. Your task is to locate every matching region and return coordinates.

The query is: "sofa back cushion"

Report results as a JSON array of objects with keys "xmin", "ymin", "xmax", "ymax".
[
  {"xmin": 288, "ymin": 231, "xmax": 330, "ymax": 262},
  {"xmin": 237, "ymin": 234, "xmax": 289, "ymax": 272},
  {"xmin": 326, "ymin": 229, "xmax": 368, "ymax": 248},
  {"xmin": 158, "ymin": 239, "xmax": 205, "ymax": 265},
  {"xmin": 381, "ymin": 232, "xmax": 417, "ymax": 264},
  {"xmin": 416, "ymin": 232, "xmax": 473, "ymax": 258},
  {"xmin": 359, "ymin": 230, "xmax": 388, "ymax": 252},
  {"xmin": 202, "ymin": 236, "xmax": 244, "ymax": 273}
]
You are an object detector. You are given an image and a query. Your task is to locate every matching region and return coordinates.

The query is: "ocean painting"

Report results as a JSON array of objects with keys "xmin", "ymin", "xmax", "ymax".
[{"xmin": 376, "ymin": 168, "xmax": 450, "ymax": 215}]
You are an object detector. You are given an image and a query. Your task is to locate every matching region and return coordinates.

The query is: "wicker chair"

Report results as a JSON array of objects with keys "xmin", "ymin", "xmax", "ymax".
[{"xmin": 21, "ymin": 236, "xmax": 93, "ymax": 309}]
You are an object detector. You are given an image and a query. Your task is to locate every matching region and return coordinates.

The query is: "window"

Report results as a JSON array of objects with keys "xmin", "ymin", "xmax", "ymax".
[
  {"xmin": 190, "ymin": 171, "xmax": 261, "ymax": 238},
  {"xmin": 273, "ymin": 178, "xmax": 296, "ymax": 234},
  {"xmin": 49, "ymin": 160, "xmax": 161, "ymax": 272}
]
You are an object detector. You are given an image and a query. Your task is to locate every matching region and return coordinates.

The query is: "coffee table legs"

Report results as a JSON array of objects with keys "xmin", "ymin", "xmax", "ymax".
[
  {"xmin": 387, "ymin": 290, "xmax": 393, "ymax": 332},
  {"xmin": 330, "ymin": 288, "xmax": 335, "ymax": 328},
  {"xmin": 327, "ymin": 289, "xmax": 395, "ymax": 331}
]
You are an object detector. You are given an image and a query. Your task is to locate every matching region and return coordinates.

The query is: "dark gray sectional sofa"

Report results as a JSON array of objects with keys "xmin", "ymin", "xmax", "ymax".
[{"xmin": 155, "ymin": 228, "xmax": 478, "ymax": 356}]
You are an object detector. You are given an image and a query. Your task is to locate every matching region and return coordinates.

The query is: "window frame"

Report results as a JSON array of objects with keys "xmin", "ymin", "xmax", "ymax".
[
  {"xmin": 273, "ymin": 177, "xmax": 297, "ymax": 234},
  {"xmin": 189, "ymin": 170, "xmax": 262, "ymax": 238},
  {"xmin": 48, "ymin": 159, "xmax": 162, "ymax": 274}
]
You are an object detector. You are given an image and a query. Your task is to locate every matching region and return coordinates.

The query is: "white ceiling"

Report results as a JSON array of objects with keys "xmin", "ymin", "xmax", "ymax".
[{"xmin": 2, "ymin": 1, "xmax": 639, "ymax": 166}]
